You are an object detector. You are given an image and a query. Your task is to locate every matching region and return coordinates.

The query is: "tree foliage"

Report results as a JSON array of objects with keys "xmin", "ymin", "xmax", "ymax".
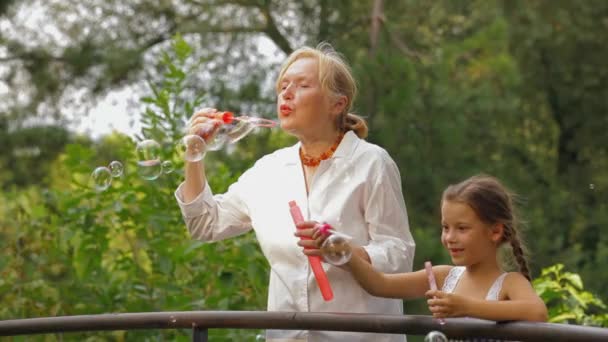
[
  {"xmin": 1, "ymin": 36, "xmax": 276, "ymax": 340},
  {"xmin": 534, "ymin": 264, "xmax": 607, "ymax": 326}
]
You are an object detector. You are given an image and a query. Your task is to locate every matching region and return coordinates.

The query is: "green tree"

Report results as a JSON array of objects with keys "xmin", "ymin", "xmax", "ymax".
[
  {"xmin": 0, "ymin": 120, "xmax": 73, "ymax": 189},
  {"xmin": 501, "ymin": 0, "xmax": 608, "ymax": 298}
]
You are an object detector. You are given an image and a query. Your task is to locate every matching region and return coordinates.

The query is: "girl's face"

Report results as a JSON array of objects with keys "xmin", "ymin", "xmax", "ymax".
[
  {"xmin": 440, "ymin": 200, "xmax": 502, "ymax": 266},
  {"xmin": 276, "ymin": 57, "xmax": 335, "ymax": 138}
]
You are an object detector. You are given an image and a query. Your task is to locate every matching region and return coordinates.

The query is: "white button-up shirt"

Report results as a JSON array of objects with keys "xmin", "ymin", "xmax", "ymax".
[{"xmin": 175, "ymin": 131, "xmax": 415, "ymax": 342}]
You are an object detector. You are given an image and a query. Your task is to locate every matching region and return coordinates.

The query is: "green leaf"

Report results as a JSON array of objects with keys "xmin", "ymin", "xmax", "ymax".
[
  {"xmin": 172, "ymin": 33, "xmax": 192, "ymax": 62},
  {"xmin": 550, "ymin": 313, "xmax": 577, "ymax": 323}
]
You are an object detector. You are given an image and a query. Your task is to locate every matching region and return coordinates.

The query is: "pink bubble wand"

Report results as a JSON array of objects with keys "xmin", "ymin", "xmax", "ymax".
[
  {"xmin": 425, "ymin": 261, "xmax": 446, "ymax": 325},
  {"xmin": 289, "ymin": 201, "xmax": 334, "ymax": 301}
]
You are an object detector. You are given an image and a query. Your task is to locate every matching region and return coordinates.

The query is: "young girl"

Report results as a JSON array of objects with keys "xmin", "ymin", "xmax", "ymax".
[{"xmin": 299, "ymin": 174, "xmax": 548, "ymax": 322}]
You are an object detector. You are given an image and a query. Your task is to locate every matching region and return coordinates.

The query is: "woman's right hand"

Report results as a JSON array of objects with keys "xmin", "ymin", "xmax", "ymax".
[
  {"xmin": 294, "ymin": 221, "xmax": 329, "ymax": 257},
  {"xmin": 182, "ymin": 108, "xmax": 220, "ymax": 201},
  {"xmin": 187, "ymin": 107, "xmax": 223, "ymax": 141}
]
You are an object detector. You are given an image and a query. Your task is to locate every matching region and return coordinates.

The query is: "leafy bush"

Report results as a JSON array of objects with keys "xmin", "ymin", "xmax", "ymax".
[{"xmin": 534, "ymin": 264, "xmax": 607, "ymax": 327}]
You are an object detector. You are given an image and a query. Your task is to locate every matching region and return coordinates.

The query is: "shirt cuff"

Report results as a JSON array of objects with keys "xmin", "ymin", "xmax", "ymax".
[
  {"xmin": 174, "ymin": 181, "xmax": 214, "ymax": 219},
  {"xmin": 362, "ymin": 244, "xmax": 390, "ymax": 272}
]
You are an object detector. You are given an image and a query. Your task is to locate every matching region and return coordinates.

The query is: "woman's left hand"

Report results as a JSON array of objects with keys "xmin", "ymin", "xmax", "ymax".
[
  {"xmin": 294, "ymin": 221, "xmax": 329, "ymax": 256},
  {"xmin": 425, "ymin": 290, "xmax": 473, "ymax": 318}
]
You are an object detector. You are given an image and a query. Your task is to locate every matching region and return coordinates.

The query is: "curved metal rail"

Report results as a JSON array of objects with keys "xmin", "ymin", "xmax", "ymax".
[{"xmin": 1, "ymin": 311, "xmax": 607, "ymax": 341}]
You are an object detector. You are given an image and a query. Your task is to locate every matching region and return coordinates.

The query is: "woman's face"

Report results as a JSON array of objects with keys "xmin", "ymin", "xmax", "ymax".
[
  {"xmin": 276, "ymin": 57, "xmax": 334, "ymax": 137},
  {"xmin": 440, "ymin": 200, "xmax": 501, "ymax": 267}
]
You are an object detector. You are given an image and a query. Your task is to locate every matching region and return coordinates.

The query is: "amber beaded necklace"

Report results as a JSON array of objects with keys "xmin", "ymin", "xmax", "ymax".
[{"xmin": 299, "ymin": 133, "xmax": 344, "ymax": 167}]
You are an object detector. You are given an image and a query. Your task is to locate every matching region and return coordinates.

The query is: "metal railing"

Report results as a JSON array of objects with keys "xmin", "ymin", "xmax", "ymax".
[{"xmin": 1, "ymin": 311, "xmax": 607, "ymax": 341}]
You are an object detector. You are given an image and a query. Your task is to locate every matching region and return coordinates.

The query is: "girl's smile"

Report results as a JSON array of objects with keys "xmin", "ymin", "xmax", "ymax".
[{"xmin": 448, "ymin": 248, "xmax": 464, "ymax": 255}]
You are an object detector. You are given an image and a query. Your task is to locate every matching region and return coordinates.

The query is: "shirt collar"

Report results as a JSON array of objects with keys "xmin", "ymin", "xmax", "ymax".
[{"xmin": 283, "ymin": 130, "xmax": 360, "ymax": 165}]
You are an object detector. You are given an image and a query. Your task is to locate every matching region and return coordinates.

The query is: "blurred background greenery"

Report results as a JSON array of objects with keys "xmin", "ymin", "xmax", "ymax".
[{"xmin": 1, "ymin": 0, "xmax": 606, "ymax": 340}]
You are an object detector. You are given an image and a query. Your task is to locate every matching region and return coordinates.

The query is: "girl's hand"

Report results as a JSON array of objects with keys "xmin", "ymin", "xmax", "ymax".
[
  {"xmin": 294, "ymin": 221, "xmax": 329, "ymax": 257},
  {"xmin": 425, "ymin": 290, "xmax": 474, "ymax": 318}
]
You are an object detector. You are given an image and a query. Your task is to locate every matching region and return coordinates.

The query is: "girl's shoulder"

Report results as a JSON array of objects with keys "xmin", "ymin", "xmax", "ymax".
[
  {"xmin": 497, "ymin": 271, "xmax": 533, "ymax": 299},
  {"xmin": 502, "ymin": 271, "xmax": 530, "ymax": 285}
]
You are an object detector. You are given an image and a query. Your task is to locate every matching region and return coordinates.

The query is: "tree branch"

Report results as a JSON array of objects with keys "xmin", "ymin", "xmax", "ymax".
[
  {"xmin": 369, "ymin": 0, "xmax": 383, "ymax": 57},
  {"xmin": 261, "ymin": 1, "xmax": 292, "ymax": 54},
  {"xmin": 317, "ymin": 0, "xmax": 329, "ymax": 42},
  {"xmin": 379, "ymin": 16, "xmax": 423, "ymax": 61}
]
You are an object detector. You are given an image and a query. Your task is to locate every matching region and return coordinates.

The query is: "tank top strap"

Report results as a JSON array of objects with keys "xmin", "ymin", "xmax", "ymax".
[
  {"xmin": 441, "ymin": 266, "xmax": 465, "ymax": 293},
  {"xmin": 486, "ymin": 272, "xmax": 508, "ymax": 301}
]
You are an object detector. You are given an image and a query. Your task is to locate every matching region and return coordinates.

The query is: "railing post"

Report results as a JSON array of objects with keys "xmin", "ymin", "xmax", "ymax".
[{"xmin": 192, "ymin": 327, "xmax": 208, "ymax": 342}]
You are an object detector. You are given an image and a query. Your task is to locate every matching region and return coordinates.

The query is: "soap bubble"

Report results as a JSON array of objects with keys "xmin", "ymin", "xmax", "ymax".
[
  {"xmin": 193, "ymin": 120, "xmax": 225, "ymax": 151},
  {"xmin": 321, "ymin": 233, "xmax": 352, "ymax": 266},
  {"xmin": 108, "ymin": 160, "xmax": 124, "ymax": 178},
  {"xmin": 136, "ymin": 139, "xmax": 162, "ymax": 180},
  {"xmin": 136, "ymin": 139, "xmax": 161, "ymax": 162},
  {"xmin": 91, "ymin": 166, "xmax": 112, "ymax": 192},
  {"xmin": 181, "ymin": 135, "xmax": 207, "ymax": 162},
  {"xmin": 225, "ymin": 120, "xmax": 255, "ymax": 143},
  {"xmin": 161, "ymin": 160, "xmax": 174, "ymax": 174},
  {"xmin": 137, "ymin": 159, "xmax": 162, "ymax": 180},
  {"xmin": 424, "ymin": 331, "xmax": 447, "ymax": 342},
  {"xmin": 205, "ymin": 124, "xmax": 230, "ymax": 151}
]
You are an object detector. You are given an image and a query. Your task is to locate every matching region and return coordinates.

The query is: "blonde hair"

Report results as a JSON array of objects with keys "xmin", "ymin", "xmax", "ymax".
[
  {"xmin": 275, "ymin": 42, "xmax": 368, "ymax": 138},
  {"xmin": 442, "ymin": 174, "xmax": 531, "ymax": 281}
]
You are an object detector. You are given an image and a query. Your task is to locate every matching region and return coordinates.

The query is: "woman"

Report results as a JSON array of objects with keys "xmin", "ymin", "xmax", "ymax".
[{"xmin": 175, "ymin": 43, "xmax": 415, "ymax": 342}]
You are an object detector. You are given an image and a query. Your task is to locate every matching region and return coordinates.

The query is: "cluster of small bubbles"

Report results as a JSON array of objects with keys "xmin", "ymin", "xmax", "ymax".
[
  {"xmin": 90, "ymin": 138, "xmax": 176, "ymax": 191},
  {"xmin": 424, "ymin": 331, "xmax": 448, "ymax": 342},
  {"xmin": 95, "ymin": 120, "xmax": 267, "ymax": 191},
  {"xmin": 589, "ymin": 183, "xmax": 595, "ymax": 190},
  {"xmin": 135, "ymin": 139, "xmax": 176, "ymax": 180},
  {"xmin": 91, "ymin": 160, "xmax": 124, "ymax": 192}
]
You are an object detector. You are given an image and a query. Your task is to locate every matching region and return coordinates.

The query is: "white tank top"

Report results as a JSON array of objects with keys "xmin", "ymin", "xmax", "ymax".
[
  {"xmin": 441, "ymin": 266, "xmax": 508, "ymax": 300},
  {"xmin": 440, "ymin": 267, "xmax": 513, "ymax": 341}
]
